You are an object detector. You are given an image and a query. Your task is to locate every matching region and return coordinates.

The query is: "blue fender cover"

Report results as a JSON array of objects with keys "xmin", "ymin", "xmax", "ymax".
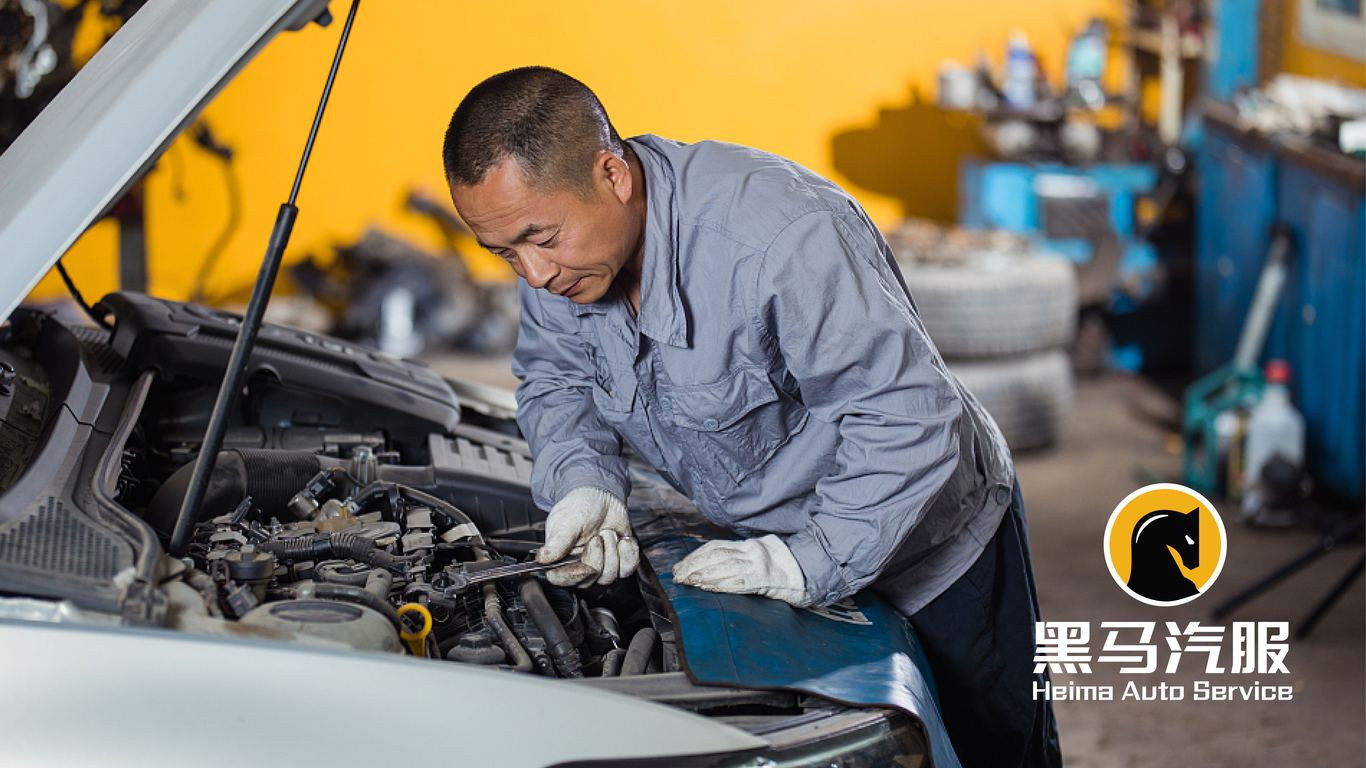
[{"xmin": 628, "ymin": 470, "xmax": 963, "ymax": 768}]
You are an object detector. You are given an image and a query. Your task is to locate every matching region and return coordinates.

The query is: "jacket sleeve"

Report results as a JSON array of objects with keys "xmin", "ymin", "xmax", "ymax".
[
  {"xmin": 755, "ymin": 208, "xmax": 963, "ymax": 606},
  {"xmin": 511, "ymin": 281, "xmax": 630, "ymax": 510}
]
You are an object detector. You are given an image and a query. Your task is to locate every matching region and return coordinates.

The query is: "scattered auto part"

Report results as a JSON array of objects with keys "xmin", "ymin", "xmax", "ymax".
[{"xmin": 291, "ymin": 225, "xmax": 519, "ymax": 357}]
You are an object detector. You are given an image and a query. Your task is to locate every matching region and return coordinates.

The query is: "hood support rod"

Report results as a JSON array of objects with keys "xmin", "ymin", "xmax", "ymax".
[{"xmin": 170, "ymin": 0, "xmax": 361, "ymax": 553}]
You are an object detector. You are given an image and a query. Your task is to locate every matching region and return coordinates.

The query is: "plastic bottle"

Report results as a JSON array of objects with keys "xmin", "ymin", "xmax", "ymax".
[
  {"xmin": 1065, "ymin": 19, "xmax": 1108, "ymax": 109},
  {"xmin": 1003, "ymin": 32, "xmax": 1037, "ymax": 110},
  {"xmin": 1066, "ymin": 19, "xmax": 1107, "ymax": 87},
  {"xmin": 1241, "ymin": 360, "xmax": 1306, "ymax": 522}
]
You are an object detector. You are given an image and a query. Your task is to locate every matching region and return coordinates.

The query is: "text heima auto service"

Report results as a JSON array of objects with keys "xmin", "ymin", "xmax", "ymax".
[
  {"xmin": 1036, "ymin": 679, "xmax": 1296, "ymax": 702},
  {"xmin": 1030, "ymin": 620, "xmax": 1297, "ymax": 703}
]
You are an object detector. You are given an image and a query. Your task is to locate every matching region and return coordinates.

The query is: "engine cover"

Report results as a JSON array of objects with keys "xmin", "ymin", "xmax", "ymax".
[{"xmin": 96, "ymin": 292, "xmax": 460, "ymax": 446}]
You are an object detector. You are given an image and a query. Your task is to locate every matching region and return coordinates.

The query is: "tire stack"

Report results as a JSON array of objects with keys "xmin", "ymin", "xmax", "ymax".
[{"xmin": 888, "ymin": 222, "xmax": 1079, "ymax": 452}]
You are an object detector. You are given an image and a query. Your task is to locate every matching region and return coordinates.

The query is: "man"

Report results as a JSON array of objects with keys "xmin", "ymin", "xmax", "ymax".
[{"xmin": 442, "ymin": 66, "xmax": 1061, "ymax": 768}]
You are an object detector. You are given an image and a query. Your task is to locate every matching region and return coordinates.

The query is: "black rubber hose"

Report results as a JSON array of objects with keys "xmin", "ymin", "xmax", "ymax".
[
  {"xmin": 310, "ymin": 583, "xmax": 402, "ymax": 632},
  {"xmin": 483, "ymin": 583, "xmax": 533, "ymax": 673},
  {"xmin": 148, "ymin": 450, "xmax": 323, "ymax": 539},
  {"xmin": 237, "ymin": 449, "xmax": 325, "ymax": 508},
  {"xmin": 518, "ymin": 578, "xmax": 582, "ymax": 678},
  {"xmin": 600, "ymin": 648, "xmax": 627, "ymax": 677},
  {"xmin": 256, "ymin": 532, "xmax": 416, "ymax": 574},
  {"xmin": 621, "ymin": 627, "xmax": 659, "ymax": 676}
]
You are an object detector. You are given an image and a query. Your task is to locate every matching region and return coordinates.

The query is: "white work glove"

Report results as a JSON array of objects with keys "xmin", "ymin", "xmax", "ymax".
[
  {"xmin": 537, "ymin": 487, "xmax": 639, "ymax": 587},
  {"xmin": 672, "ymin": 534, "xmax": 812, "ymax": 608}
]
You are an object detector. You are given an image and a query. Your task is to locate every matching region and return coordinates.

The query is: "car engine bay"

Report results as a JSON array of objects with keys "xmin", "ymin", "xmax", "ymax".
[
  {"xmin": 165, "ymin": 448, "xmax": 666, "ymax": 678},
  {"xmin": 0, "ymin": 292, "xmax": 675, "ymax": 680}
]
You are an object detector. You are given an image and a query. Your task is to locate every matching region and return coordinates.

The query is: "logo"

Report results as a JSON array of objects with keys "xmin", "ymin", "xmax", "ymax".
[{"xmin": 1103, "ymin": 483, "xmax": 1227, "ymax": 606}]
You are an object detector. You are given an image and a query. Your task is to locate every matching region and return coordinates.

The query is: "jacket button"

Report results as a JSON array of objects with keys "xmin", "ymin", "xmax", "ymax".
[
  {"xmin": 702, "ymin": 418, "xmax": 719, "ymax": 430},
  {"xmin": 994, "ymin": 486, "xmax": 1011, "ymax": 505}
]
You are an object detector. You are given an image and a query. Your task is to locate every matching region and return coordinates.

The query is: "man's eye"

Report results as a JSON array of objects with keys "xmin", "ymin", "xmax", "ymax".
[{"xmin": 535, "ymin": 235, "xmax": 556, "ymax": 248}]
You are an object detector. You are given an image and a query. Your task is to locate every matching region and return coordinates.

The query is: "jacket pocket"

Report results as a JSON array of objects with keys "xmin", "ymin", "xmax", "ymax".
[
  {"xmin": 590, "ymin": 359, "xmax": 636, "ymax": 415},
  {"xmin": 664, "ymin": 367, "xmax": 807, "ymax": 492}
]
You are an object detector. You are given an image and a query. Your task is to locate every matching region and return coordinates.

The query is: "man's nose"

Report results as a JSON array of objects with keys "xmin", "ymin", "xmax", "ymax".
[{"xmin": 519, "ymin": 250, "xmax": 559, "ymax": 290}]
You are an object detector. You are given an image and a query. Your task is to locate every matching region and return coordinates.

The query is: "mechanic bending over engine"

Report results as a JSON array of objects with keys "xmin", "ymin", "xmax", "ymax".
[{"xmin": 441, "ymin": 67, "xmax": 1061, "ymax": 768}]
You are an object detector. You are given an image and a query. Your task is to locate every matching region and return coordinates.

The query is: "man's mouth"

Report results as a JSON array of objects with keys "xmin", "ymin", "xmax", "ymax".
[{"xmin": 562, "ymin": 278, "xmax": 584, "ymax": 297}]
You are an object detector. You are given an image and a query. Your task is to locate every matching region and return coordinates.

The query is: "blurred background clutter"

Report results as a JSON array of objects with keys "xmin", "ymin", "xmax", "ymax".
[{"xmin": 7, "ymin": 2, "xmax": 1364, "ymax": 763}]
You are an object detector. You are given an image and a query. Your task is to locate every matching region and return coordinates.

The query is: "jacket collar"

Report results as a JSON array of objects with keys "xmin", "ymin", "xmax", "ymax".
[{"xmin": 571, "ymin": 135, "xmax": 690, "ymax": 349}]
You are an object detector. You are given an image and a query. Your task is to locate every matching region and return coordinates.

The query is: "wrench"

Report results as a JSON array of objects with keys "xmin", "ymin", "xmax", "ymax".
[{"xmin": 441, "ymin": 555, "xmax": 581, "ymax": 594}]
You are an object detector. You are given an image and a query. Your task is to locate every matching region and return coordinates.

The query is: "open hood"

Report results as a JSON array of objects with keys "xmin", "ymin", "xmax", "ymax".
[{"xmin": 0, "ymin": 0, "xmax": 330, "ymax": 322}]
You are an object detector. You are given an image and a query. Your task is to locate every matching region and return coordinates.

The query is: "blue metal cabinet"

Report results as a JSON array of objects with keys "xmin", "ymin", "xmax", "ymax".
[
  {"xmin": 1194, "ymin": 103, "xmax": 1365, "ymax": 500},
  {"xmin": 1271, "ymin": 161, "xmax": 1366, "ymax": 500},
  {"xmin": 1193, "ymin": 124, "xmax": 1279, "ymax": 374}
]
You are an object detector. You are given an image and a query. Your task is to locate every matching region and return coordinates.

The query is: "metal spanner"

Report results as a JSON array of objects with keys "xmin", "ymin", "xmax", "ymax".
[{"xmin": 442, "ymin": 555, "xmax": 581, "ymax": 594}]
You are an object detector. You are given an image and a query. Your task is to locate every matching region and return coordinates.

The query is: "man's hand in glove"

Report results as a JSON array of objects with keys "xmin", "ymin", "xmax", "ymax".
[
  {"xmin": 537, "ymin": 486, "xmax": 639, "ymax": 587},
  {"xmin": 671, "ymin": 535, "xmax": 812, "ymax": 607}
]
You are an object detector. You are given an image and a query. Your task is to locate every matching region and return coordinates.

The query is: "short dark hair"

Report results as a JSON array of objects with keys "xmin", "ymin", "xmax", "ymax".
[{"xmin": 443, "ymin": 66, "xmax": 623, "ymax": 194}]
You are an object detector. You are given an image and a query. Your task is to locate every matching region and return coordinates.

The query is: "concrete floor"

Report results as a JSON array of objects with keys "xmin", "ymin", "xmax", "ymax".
[{"xmin": 425, "ymin": 353, "xmax": 1365, "ymax": 766}]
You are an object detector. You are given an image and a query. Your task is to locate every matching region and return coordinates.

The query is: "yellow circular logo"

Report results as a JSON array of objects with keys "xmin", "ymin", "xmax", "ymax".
[{"xmin": 1103, "ymin": 483, "xmax": 1227, "ymax": 606}]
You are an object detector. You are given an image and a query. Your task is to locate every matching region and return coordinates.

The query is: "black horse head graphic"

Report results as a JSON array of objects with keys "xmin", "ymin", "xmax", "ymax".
[{"xmin": 1125, "ymin": 508, "xmax": 1201, "ymax": 602}]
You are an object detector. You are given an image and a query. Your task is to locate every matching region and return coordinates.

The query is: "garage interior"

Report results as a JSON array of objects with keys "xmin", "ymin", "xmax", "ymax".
[{"xmin": 7, "ymin": 0, "xmax": 1365, "ymax": 766}]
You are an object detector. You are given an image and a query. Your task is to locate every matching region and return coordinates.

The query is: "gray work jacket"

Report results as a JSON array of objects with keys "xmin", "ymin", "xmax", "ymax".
[{"xmin": 512, "ymin": 135, "xmax": 1015, "ymax": 614}]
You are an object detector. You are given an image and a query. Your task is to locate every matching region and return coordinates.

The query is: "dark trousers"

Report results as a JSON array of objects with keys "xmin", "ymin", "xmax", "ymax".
[{"xmin": 902, "ymin": 481, "xmax": 1062, "ymax": 768}]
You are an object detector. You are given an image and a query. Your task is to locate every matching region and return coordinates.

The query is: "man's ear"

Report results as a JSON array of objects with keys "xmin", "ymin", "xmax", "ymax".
[{"xmin": 596, "ymin": 150, "xmax": 633, "ymax": 204}]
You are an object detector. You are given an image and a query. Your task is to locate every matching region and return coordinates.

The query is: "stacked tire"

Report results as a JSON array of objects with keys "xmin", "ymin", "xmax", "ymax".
[{"xmin": 895, "ymin": 242, "xmax": 1078, "ymax": 452}]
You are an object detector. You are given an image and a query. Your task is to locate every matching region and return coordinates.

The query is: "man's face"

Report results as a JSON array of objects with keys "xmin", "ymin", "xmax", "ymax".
[{"xmin": 451, "ymin": 155, "xmax": 639, "ymax": 304}]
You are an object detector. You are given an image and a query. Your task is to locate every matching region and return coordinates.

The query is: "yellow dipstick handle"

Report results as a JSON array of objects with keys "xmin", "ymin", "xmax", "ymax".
[{"xmin": 397, "ymin": 603, "xmax": 433, "ymax": 657}]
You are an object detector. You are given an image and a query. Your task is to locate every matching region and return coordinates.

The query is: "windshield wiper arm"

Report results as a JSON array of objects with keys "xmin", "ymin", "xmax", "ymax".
[{"xmin": 170, "ymin": 0, "xmax": 361, "ymax": 554}]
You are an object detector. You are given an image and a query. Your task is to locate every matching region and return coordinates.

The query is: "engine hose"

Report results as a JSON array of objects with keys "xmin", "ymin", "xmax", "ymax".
[
  {"xmin": 518, "ymin": 578, "xmax": 582, "ymax": 678},
  {"xmin": 308, "ymin": 583, "xmax": 402, "ymax": 633},
  {"xmin": 256, "ymin": 532, "xmax": 416, "ymax": 574},
  {"xmin": 621, "ymin": 627, "xmax": 659, "ymax": 676},
  {"xmin": 148, "ymin": 449, "xmax": 327, "ymax": 541},
  {"xmin": 600, "ymin": 648, "xmax": 627, "ymax": 677},
  {"xmin": 483, "ymin": 583, "xmax": 533, "ymax": 673}
]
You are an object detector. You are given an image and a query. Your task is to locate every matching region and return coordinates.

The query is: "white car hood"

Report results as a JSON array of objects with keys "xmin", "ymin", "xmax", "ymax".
[
  {"xmin": 0, "ymin": 620, "xmax": 765, "ymax": 766},
  {"xmin": 0, "ymin": 0, "xmax": 327, "ymax": 321}
]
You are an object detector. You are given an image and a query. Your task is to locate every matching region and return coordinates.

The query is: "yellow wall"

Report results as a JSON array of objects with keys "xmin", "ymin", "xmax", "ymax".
[
  {"xmin": 30, "ymin": 0, "xmax": 1118, "ymax": 304},
  {"xmin": 1280, "ymin": 0, "xmax": 1366, "ymax": 87}
]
